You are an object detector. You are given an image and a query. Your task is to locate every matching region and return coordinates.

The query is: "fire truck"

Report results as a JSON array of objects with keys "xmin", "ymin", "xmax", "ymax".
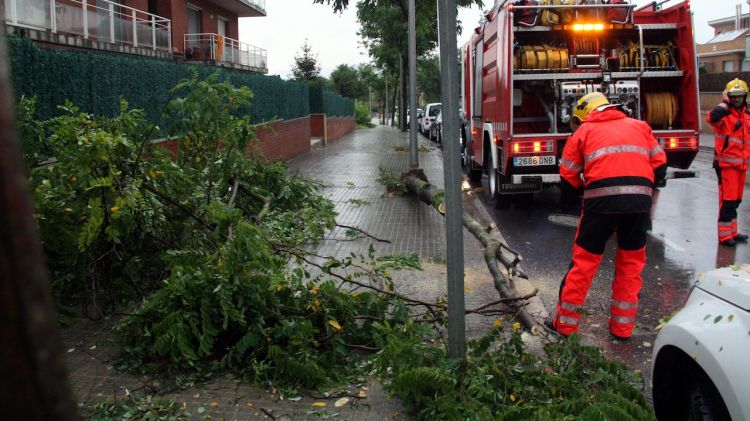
[{"xmin": 460, "ymin": 0, "xmax": 699, "ymax": 209}]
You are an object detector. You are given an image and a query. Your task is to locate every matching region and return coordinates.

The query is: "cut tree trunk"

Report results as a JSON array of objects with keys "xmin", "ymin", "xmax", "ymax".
[{"xmin": 402, "ymin": 170, "xmax": 541, "ymax": 332}]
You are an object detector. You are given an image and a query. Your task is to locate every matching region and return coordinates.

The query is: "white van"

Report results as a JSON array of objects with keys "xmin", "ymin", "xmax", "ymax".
[{"xmin": 421, "ymin": 103, "xmax": 441, "ymax": 136}]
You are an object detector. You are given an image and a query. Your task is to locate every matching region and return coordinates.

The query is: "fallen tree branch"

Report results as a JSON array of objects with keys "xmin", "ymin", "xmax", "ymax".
[
  {"xmin": 402, "ymin": 172, "xmax": 541, "ymax": 332},
  {"xmin": 334, "ymin": 223, "xmax": 391, "ymax": 243},
  {"xmin": 465, "ymin": 289, "xmax": 538, "ymax": 314}
]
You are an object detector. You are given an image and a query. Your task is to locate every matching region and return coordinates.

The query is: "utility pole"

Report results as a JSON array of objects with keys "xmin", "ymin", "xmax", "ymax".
[
  {"xmin": 437, "ymin": 0, "xmax": 465, "ymax": 359},
  {"xmin": 408, "ymin": 0, "xmax": 418, "ymax": 168},
  {"xmin": 369, "ymin": 85, "xmax": 372, "ymax": 122}
]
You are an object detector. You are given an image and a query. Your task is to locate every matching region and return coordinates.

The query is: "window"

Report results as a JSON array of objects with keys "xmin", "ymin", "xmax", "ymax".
[
  {"xmin": 723, "ymin": 60, "xmax": 734, "ymax": 72},
  {"xmin": 187, "ymin": 6, "xmax": 201, "ymax": 34},
  {"xmin": 218, "ymin": 18, "xmax": 227, "ymax": 37},
  {"xmin": 743, "ymin": 60, "xmax": 750, "ymax": 72}
]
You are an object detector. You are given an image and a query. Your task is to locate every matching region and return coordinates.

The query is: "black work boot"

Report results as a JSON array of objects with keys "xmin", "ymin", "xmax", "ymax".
[
  {"xmin": 721, "ymin": 238, "xmax": 737, "ymax": 247},
  {"xmin": 734, "ymin": 233, "xmax": 749, "ymax": 242}
]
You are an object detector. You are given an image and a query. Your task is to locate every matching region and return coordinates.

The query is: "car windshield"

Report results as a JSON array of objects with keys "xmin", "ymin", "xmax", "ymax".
[{"xmin": 429, "ymin": 106, "xmax": 441, "ymax": 117}]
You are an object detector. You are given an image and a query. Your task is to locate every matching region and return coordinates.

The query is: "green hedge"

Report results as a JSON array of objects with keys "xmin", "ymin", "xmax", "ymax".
[
  {"xmin": 309, "ymin": 82, "xmax": 354, "ymax": 117},
  {"xmin": 7, "ymin": 36, "xmax": 309, "ymax": 124}
]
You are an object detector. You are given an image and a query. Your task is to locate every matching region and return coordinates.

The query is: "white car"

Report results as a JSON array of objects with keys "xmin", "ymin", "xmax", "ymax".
[
  {"xmin": 651, "ymin": 265, "xmax": 750, "ymax": 420},
  {"xmin": 421, "ymin": 103, "xmax": 441, "ymax": 136}
]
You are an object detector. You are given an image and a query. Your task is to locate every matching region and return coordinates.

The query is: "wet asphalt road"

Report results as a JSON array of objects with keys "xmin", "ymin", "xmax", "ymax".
[{"xmin": 468, "ymin": 140, "xmax": 750, "ymax": 391}]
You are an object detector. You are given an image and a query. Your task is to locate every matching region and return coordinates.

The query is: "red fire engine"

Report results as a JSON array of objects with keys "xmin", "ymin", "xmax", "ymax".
[{"xmin": 461, "ymin": 0, "xmax": 699, "ymax": 209}]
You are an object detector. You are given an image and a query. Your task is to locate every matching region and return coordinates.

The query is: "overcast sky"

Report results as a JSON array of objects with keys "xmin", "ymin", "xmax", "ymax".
[{"xmin": 238, "ymin": 0, "xmax": 744, "ymax": 79}]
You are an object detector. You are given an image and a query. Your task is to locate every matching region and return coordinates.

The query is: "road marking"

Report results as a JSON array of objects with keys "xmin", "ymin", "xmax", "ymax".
[
  {"xmin": 648, "ymin": 231, "xmax": 685, "ymax": 251},
  {"xmin": 548, "ymin": 214, "xmax": 578, "ymax": 228}
]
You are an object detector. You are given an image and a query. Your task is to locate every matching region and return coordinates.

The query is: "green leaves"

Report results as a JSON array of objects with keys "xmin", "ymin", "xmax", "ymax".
[{"xmin": 376, "ymin": 328, "xmax": 655, "ymax": 420}]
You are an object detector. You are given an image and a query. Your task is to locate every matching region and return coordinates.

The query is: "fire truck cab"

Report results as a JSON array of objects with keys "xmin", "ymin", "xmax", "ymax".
[{"xmin": 461, "ymin": 0, "xmax": 700, "ymax": 209}]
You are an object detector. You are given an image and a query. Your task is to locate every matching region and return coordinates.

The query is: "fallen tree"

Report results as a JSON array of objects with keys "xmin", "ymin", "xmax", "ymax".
[{"xmin": 402, "ymin": 169, "xmax": 542, "ymax": 332}]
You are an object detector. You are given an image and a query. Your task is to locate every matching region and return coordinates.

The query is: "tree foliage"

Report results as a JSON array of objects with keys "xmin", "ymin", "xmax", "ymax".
[
  {"xmin": 23, "ymin": 73, "xmax": 653, "ymax": 419},
  {"xmin": 290, "ymin": 39, "xmax": 323, "ymax": 82},
  {"xmin": 330, "ymin": 64, "xmax": 362, "ymax": 99},
  {"xmin": 417, "ymin": 54, "xmax": 441, "ymax": 104}
]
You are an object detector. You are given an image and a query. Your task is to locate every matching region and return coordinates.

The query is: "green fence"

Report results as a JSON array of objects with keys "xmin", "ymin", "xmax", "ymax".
[
  {"xmin": 309, "ymin": 82, "xmax": 355, "ymax": 117},
  {"xmin": 8, "ymin": 37, "xmax": 309, "ymax": 124}
]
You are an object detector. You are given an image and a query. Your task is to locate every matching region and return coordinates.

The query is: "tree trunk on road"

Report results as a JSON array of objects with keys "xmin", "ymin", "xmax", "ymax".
[{"xmin": 402, "ymin": 171, "xmax": 541, "ymax": 332}]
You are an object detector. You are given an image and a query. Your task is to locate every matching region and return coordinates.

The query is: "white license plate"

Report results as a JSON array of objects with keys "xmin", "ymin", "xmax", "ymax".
[{"xmin": 513, "ymin": 156, "xmax": 556, "ymax": 166}]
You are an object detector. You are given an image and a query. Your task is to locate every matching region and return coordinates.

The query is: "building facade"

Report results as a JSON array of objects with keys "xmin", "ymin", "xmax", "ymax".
[
  {"xmin": 2, "ymin": 0, "xmax": 268, "ymax": 73},
  {"xmin": 697, "ymin": 7, "xmax": 750, "ymax": 73}
]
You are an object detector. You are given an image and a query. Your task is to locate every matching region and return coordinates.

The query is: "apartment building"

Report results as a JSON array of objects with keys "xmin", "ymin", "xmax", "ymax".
[{"xmin": 2, "ymin": 0, "xmax": 268, "ymax": 73}]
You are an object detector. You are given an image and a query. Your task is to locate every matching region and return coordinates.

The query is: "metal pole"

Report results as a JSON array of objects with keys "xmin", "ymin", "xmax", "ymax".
[
  {"xmin": 408, "ymin": 0, "xmax": 418, "ymax": 168},
  {"xmin": 437, "ymin": 0, "xmax": 465, "ymax": 359}
]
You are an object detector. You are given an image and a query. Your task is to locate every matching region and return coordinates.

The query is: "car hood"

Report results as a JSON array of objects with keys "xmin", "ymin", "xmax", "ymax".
[{"xmin": 696, "ymin": 265, "xmax": 750, "ymax": 311}]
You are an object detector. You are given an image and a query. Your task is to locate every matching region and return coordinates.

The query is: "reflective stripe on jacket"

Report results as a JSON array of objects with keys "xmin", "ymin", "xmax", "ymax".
[
  {"xmin": 560, "ymin": 108, "xmax": 667, "ymax": 213},
  {"xmin": 707, "ymin": 105, "xmax": 750, "ymax": 170}
]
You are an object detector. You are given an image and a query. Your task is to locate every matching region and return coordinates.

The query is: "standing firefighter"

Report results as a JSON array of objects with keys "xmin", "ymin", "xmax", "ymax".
[
  {"xmin": 707, "ymin": 78, "xmax": 750, "ymax": 247},
  {"xmin": 552, "ymin": 92, "xmax": 667, "ymax": 339}
]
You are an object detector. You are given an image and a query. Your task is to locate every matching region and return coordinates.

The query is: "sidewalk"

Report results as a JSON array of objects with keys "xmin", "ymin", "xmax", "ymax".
[{"xmin": 61, "ymin": 123, "xmax": 513, "ymax": 420}]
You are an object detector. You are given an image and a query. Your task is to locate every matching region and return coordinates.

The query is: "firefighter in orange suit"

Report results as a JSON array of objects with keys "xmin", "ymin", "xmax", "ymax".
[
  {"xmin": 552, "ymin": 92, "xmax": 667, "ymax": 339},
  {"xmin": 706, "ymin": 78, "xmax": 750, "ymax": 247}
]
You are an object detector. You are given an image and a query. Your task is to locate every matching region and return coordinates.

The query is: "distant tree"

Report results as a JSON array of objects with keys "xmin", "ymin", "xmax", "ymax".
[
  {"xmin": 291, "ymin": 39, "xmax": 322, "ymax": 82},
  {"xmin": 417, "ymin": 54, "xmax": 441, "ymax": 104},
  {"xmin": 330, "ymin": 64, "xmax": 361, "ymax": 98}
]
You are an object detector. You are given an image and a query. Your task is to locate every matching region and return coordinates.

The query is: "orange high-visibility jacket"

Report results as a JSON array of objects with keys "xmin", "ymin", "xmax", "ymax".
[
  {"xmin": 560, "ymin": 108, "xmax": 667, "ymax": 213},
  {"xmin": 707, "ymin": 104, "xmax": 750, "ymax": 170}
]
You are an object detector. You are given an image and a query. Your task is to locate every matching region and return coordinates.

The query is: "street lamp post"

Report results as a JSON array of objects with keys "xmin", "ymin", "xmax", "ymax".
[{"xmin": 437, "ymin": 0, "xmax": 465, "ymax": 359}]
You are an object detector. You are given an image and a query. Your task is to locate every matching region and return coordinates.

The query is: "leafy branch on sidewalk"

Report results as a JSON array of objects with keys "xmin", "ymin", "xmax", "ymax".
[{"xmin": 21, "ymin": 74, "xmax": 652, "ymax": 419}]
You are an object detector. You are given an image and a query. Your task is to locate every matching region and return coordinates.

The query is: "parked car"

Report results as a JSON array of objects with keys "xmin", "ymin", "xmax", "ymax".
[
  {"xmin": 651, "ymin": 265, "xmax": 750, "ymax": 420},
  {"xmin": 421, "ymin": 103, "xmax": 441, "ymax": 136},
  {"xmin": 433, "ymin": 108, "xmax": 464, "ymax": 148},
  {"xmin": 407, "ymin": 108, "xmax": 423, "ymax": 127}
]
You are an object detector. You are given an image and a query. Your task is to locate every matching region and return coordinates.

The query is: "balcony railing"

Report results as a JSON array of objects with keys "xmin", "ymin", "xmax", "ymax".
[
  {"xmin": 241, "ymin": 0, "xmax": 266, "ymax": 14},
  {"xmin": 3, "ymin": 0, "xmax": 171, "ymax": 52},
  {"xmin": 184, "ymin": 33, "xmax": 267, "ymax": 72}
]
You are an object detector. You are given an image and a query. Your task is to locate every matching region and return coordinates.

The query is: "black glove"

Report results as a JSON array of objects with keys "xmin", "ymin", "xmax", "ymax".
[{"xmin": 709, "ymin": 105, "xmax": 729, "ymax": 123}]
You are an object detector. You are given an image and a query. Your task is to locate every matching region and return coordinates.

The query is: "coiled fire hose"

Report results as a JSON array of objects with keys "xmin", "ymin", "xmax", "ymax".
[{"xmin": 645, "ymin": 92, "xmax": 678, "ymax": 128}]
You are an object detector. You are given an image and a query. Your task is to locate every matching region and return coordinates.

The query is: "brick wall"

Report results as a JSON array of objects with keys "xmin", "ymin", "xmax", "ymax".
[
  {"xmin": 152, "ymin": 116, "xmax": 311, "ymax": 162},
  {"xmin": 310, "ymin": 114, "xmax": 325, "ymax": 137},
  {"xmin": 251, "ymin": 117, "xmax": 311, "ymax": 161},
  {"xmin": 325, "ymin": 117, "xmax": 355, "ymax": 142}
]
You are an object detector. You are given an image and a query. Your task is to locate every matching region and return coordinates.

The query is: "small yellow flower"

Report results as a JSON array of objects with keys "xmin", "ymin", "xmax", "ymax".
[
  {"xmin": 494, "ymin": 318, "xmax": 503, "ymax": 329},
  {"xmin": 312, "ymin": 402, "xmax": 326, "ymax": 408},
  {"xmin": 512, "ymin": 322, "xmax": 521, "ymax": 332},
  {"xmin": 110, "ymin": 206, "xmax": 120, "ymax": 213},
  {"xmin": 64, "ymin": 208, "xmax": 73, "ymax": 213}
]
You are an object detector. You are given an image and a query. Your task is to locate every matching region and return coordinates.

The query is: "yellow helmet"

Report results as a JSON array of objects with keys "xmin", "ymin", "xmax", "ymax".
[
  {"xmin": 573, "ymin": 92, "xmax": 610, "ymax": 122},
  {"xmin": 725, "ymin": 78, "xmax": 749, "ymax": 96}
]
